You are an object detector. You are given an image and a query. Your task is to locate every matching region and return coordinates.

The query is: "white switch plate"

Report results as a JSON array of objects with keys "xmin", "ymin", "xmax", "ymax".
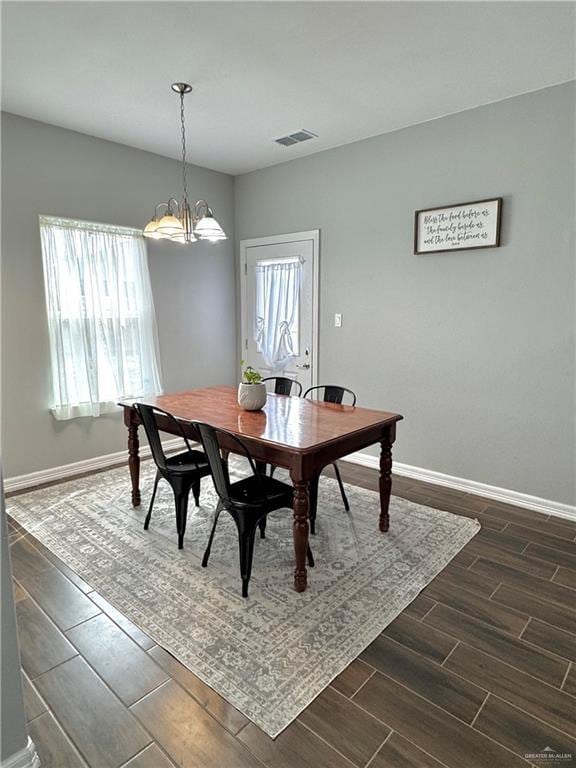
[{"xmin": 334, "ymin": 313, "xmax": 342, "ymax": 327}]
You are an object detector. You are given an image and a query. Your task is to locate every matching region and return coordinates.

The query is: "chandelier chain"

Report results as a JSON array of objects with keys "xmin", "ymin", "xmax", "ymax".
[{"xmin": 179, "ymin": 91, "xmax": 188, "ymax": 206}]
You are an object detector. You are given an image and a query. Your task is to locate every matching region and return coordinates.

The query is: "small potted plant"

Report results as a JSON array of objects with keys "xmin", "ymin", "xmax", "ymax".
[{"xmin": 238, "ymin": 361, "xmax": 267, "ymax": 411}]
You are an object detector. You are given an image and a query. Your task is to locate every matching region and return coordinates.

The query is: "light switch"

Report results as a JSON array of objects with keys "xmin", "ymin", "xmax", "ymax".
[{"xmin": 334, "ymin": 313, "xmax": 343, "ymax": 328}]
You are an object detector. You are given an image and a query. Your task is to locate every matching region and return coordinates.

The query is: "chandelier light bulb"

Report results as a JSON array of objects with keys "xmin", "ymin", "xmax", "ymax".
[
  {"xmin": 194, "ymin": 213, "xmax": 227, "ymax": 242},
  {"xmin": 156, "ymin": 214, "xmax": 185, "ymax": 237},
  {"xmin": 143, "ymin": 219, "xmax": 163, "ymax": 239}
]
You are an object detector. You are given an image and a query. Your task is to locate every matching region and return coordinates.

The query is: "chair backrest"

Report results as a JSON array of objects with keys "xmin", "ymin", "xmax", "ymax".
[
  {"xmin": 303, "ymin": 385, "xmax": 357, "ymax": 406},
  {"xmin": 262, "ymin": 376, "xmax": 303, "ymax": 397},
  {"xmin": 193, "ymin": 422, "xmax": 258, "ymax": 506},
  {"xmin": 133, "ymin": 403, "xmax": 194, "ymax": 472}
]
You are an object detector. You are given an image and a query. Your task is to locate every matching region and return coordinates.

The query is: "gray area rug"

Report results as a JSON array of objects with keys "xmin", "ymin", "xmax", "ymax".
[{"xmin": 8, "ymin": 457, "xmax": 480, "ymax": 737}]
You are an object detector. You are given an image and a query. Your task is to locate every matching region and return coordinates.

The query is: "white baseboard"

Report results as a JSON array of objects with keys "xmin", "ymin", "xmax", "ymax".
[
  {"xmin": 1, "ymin": 738, "xmax": 40, "ymax": 768},
  {"xmin": 4, "ymin": 438, "xmax": 184, "ymax": 494},
  {"xmin": 6, "ymin": 441, "xmax": 575, "ymax": 523},
  {"xmin": 344, "ymin": 451, "xmax": 576, "ymax": 522}
]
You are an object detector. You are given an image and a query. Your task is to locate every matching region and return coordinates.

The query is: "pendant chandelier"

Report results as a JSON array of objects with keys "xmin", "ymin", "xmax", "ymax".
[{"xmin": 143, "ymin": 82, "xmax": 226, "ymax": 245}]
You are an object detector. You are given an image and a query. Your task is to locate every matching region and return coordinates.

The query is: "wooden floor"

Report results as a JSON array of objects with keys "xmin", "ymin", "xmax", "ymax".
[{"xmin": 7, "ymin": 463, "xmax": 576, "ymax": 768}]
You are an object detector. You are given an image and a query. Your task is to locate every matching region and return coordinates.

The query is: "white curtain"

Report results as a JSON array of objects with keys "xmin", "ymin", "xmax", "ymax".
[
  {"xmin": 40, "ymin": 216, "xmax": 163, "ymax": 420},
  {"xmin": 255, "ymin": 259, "xmax": 301, "ymax": 370}
]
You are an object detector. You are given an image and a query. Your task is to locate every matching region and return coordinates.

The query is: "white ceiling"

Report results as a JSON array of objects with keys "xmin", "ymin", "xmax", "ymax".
[{"xmin": 2, "ymin": 2, "xmax": 574, "ymax": 175}]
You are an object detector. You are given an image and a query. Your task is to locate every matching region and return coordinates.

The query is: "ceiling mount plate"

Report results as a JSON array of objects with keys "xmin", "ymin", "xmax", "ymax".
[{"xmin": 171, "ymin": 82, "xmax": 192, "ymax": 94}]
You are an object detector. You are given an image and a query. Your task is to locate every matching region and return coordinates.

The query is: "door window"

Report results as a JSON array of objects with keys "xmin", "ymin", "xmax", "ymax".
[{"xmin": 254, "ymin": 257, "xmax": 301, "ymax": 369}]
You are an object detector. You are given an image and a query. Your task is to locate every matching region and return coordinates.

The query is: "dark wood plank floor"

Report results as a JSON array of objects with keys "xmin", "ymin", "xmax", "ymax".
[{"xmin": 7, "ymin": 462, "xmax": 576, "ymax": 768}]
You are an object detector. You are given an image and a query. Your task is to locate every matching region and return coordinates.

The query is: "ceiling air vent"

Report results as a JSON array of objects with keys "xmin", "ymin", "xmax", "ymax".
[{"xmin": 275, "ymin": 129, "xmax": 318, "ymax": 147}]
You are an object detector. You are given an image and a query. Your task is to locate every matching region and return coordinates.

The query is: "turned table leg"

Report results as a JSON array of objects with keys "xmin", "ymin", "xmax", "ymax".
[
  {"xmin": 128, "ymin": 421, "xmax": 141, "ymax": 507},
  {"xmin": 291, "ymin": 477, "xmax": 310, "ymax": 592},
  {"xmin": 379, "ymin": 427, "xmax": 395, "ymax": 532}
]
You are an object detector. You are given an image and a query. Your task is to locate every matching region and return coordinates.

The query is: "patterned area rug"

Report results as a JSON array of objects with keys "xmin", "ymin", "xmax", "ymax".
[{"xmin": 8, "ymin": 458, "xmax": 479, "ymax": 737}]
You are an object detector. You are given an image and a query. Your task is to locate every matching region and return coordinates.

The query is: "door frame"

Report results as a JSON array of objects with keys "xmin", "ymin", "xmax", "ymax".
[{"xmin": 239, "ymin": 230, "xmax": 320, "ymax": 389}]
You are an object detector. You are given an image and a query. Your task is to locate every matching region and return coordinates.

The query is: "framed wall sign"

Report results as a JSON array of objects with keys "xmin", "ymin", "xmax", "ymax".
[{"xmin": 414, "ymin": 198, "xmax": 502, "ymax": 254}]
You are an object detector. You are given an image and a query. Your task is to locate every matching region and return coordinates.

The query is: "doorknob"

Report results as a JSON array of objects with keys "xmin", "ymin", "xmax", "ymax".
[{"xmin": 296, "ymin": 362, "xmax": 310, "ymax": 369}]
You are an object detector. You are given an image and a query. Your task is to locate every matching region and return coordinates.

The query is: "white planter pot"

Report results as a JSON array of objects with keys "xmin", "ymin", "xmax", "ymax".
[{"xmin": 237, "ymin": 382, "xmax": 267, "ymax": 411}]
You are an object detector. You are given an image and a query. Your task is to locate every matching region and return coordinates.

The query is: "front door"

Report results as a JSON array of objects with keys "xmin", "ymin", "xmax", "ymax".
[{"xmin": 240, "ymin": 231, "xmax": 319, "ymax": 393}]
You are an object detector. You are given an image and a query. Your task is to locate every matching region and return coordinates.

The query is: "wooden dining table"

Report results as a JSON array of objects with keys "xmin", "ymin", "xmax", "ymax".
[{"xmin": 119, "ymin": 386, "xmax": 403, "ymax": 592}]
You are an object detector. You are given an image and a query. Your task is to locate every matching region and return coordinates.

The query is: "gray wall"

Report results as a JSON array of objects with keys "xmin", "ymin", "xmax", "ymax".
[
  {"xmin": 3, "ymin": 85, "xmax": 575, "ymax": 504},
  {"xmin": 235, "ymin": 83, "xmax": 575, "ymax": 505},
  {"xmin": 1, "ymin": 113, "xmax": 236, "ymax": 477}
]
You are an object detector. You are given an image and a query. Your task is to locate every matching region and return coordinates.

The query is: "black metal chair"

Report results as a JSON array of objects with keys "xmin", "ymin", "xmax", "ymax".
[
  {"xmin": 194, "ymin": 421, "xmax": 314, "ymax": 598},
  {"xmin": 262, "ymin": 376, "xmax": 303, "ymax": 397},
  {"xmin": 133, "ymin": 404, "xmax": 211, "ymax": 549},
  {"xmin": 302, "ymin": 385, "xmax": 358, "ymax": 534}
]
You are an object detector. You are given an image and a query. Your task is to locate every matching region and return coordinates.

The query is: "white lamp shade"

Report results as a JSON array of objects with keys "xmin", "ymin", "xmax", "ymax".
[
  {"xmin": 143, "ymin": 219, "xmax": 164, "ymax": 239},
  {"xmin": 156, "ymin": 214, "xmax": 185, "ymax": 237},
  {"xmin": 194, "ymin": 214, "xmax": 227, "ymax": 241}
]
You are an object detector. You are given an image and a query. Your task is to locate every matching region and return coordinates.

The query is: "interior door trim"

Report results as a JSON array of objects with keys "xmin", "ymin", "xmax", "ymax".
[{"xmin": 239, "ymin": 230, "xmax": 320, "ymax": 389}]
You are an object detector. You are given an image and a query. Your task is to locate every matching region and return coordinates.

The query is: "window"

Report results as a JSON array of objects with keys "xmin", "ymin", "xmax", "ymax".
[
  {"xmin": 39, "ymin": 216, "xmax": 163, "ymax": 420},
  {"xmin": 254, "ymin": 257, "xmax": 301, "ymax": 369}
]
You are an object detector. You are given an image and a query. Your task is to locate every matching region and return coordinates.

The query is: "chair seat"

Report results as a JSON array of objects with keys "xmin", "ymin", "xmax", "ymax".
[
  {"xmin": 229, "ymin": 475, "xmax": 293, "ymax": 510},
  {"xmin": 165, "ymin": 449, "xmax": 210, "ymax": 474}
]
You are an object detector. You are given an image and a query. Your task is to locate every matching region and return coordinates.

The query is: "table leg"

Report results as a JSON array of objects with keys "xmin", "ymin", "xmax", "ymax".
[
  {"xmin": 292, "ymin": 478, "xmax": 310, "ymax": 592},
  {"xmin": 128, "ymin": 422, "xmax": 141, "ymax": 507},
  {"xmin": 379, "ymin": 432, "xmax": 393, "ymax": 532}
]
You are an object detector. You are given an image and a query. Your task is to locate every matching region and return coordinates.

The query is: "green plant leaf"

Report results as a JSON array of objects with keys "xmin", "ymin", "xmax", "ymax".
[{"xmin": 241, "ymin": 361, "xmax": 263, "ymax": 384}]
